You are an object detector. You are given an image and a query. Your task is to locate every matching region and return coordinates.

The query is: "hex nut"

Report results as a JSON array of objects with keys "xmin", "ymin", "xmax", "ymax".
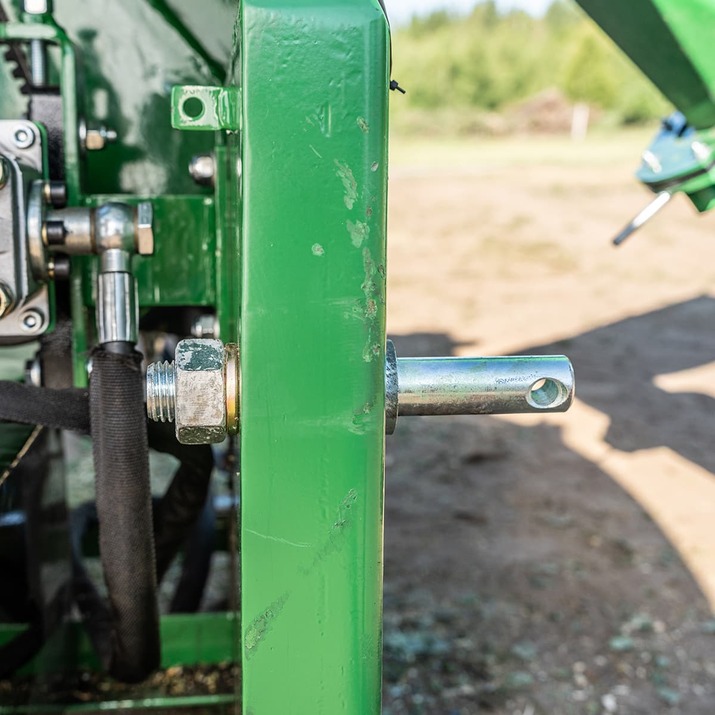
[
  {"xmin": 0, "ymin": 283, "xmax": 14, "ymax": 318},
  {"xmin": 135, "ymin": 201, "xmax": 154, "ymax": 256},
  {"xmin": 175, "ymin": 338, "xmax": 226, "ymax": 445}
]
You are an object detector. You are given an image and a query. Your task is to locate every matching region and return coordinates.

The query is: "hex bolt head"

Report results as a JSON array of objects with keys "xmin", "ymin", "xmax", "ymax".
[
  {"xmin": 0, "ymin": 283, "xmax": 15, "ymax": 318},
  {"xmin": 189, "ymin": 154, "xmax": 216, "ymax": 187},
  {"xmin": 20, "ymin": 309, "xmax": 44, "ymax": 332},
  {"xmin": 174, "ymin": 339, "xmax": 227, "ymax": 445},
  {"xmin": 13, "ymin": 125, "xmax": 36, "ymax": 150},
  {"xmin": 191, "ymin": 314, "xmax": 218, "ymax": 339}
]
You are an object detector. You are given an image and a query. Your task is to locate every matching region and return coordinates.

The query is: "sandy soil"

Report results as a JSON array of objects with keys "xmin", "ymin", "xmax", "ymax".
[{"xmin": 382, "ymin": 129, "xmax": 715, "ymax": 714}]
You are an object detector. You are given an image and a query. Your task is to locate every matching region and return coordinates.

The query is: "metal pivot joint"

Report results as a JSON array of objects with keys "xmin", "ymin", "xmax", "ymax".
[
  {"xmin": 26, "ymin": 188, "xmax": 154, "ymax": 349},
  {"xmin": 147, "ymin": 339, "xmax": 574, "ymax": 444}
]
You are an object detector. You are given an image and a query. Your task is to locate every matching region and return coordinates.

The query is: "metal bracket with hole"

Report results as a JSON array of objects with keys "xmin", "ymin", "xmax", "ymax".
[
  {"xmin": 171, "ymin": 85, "xmax": 241, "ymax": 131},
  {"xmin": 0, "ymin": 120, "xmax": 50, "ymax": 339}
]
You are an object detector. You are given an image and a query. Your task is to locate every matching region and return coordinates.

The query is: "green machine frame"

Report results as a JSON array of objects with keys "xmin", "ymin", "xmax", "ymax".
[
  {"xmin": 3, "ymin": 0, "xmax": 713, "ymax": 712},
  {"xmin": 238, "ymin": 2, "xmax": 389, "ymax": 711},
  {"xmin": 0, "ymin": 1, "xmax": 390, "ymax": 712}
]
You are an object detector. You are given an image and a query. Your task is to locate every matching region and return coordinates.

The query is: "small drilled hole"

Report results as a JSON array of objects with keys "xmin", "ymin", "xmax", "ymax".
[
  {"xmin": 182, "ymin": 97, "xmax": 204, "ymax": 120},
  {"xmin": 527, "ymin": 378, "xmax": 565, "ymax": 409}
]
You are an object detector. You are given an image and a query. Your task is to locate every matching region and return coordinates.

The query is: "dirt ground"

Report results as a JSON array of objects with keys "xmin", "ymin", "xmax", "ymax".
[{"xmin": 381, "ymin": 129, "xmax": 715, "ymax": 714}]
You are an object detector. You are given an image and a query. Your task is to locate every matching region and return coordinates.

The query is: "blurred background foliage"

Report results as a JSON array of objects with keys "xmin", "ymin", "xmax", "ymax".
[{"xmin": 390, "ymin": 0, "xmax": 671, "ymax": 135}]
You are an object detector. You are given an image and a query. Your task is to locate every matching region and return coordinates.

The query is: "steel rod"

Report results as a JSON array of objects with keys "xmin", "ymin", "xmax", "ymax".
[{"xmin": 392, "ymin": 353, "xmax": 574, "ymax": 418}]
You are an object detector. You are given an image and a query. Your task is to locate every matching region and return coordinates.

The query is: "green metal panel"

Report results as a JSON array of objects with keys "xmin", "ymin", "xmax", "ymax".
[
  {"xmin": 0, "ymin": 613, "xmax": 237, "ymax": 675},
  {"xmin": 81, "ymin": 195, "xmax": 218, "ymax": 308},
  {"xmin": 239, "ymin": 1, "xmax": 389, "ymax": 713},
  {"xmin": 575, "ymin": 0, "xmax": 715, "ymax": 128}
]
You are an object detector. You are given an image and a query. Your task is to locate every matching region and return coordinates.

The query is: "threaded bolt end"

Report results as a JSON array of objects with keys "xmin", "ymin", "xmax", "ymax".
[{"xmin": 146, "ymin": 360, "xmax": 176, "ymax": 422}]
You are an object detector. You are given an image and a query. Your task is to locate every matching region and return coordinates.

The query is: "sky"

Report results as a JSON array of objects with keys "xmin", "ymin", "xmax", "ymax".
[{"xmin": 385, "ymin": 0, "xmax": 553, "ymax": 25}]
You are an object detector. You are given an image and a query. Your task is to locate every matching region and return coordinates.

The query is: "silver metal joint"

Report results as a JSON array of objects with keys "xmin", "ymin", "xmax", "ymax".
[{"xmin": 97, "ymin": 249, "xmax": 138, "ymax": 345}]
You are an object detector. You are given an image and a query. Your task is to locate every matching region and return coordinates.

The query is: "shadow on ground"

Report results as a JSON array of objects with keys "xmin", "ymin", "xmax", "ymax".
[
  {"xmin": 383, "ymin": 317, "xmax": 715, "ymax": 715},
  {"xmin": 521, "ymin": 294, "xmax": 715, "ymax": 474}
]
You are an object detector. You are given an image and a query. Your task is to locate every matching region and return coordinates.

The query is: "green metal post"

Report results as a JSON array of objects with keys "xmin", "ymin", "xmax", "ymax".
[{"xmin": 239, "ymin": 1, "xmax": 389, "ymax": 712}]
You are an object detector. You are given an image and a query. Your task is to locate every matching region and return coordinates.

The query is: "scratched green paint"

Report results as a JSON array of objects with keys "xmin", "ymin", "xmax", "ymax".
[
  {"xmin": 239, "ymin": 1, "xmax": 390, "ymax": 712},
  {"xmin": 575, "ymin": 0, "xmax": 715, "ymax": 128}
]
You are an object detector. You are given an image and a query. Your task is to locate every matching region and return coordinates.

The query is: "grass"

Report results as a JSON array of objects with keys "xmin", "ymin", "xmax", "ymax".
[{"xmin": 389, "ymin": 125, "xmax": 656, "ymax": 171}]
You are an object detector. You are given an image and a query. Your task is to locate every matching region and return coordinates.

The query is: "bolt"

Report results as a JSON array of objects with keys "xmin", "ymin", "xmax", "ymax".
[
  {"xmin": 24, "ymin": 0, "xmax": 49, "ymax": 13},
  {"xmin": 84, "ymin": 126, "xmax": 117, "ymax": 151},
  {"xmin": 25, "ymin": 356, "xmax": 42, "ymax": 387},
  {"xmin": 14, "ymin": 125, "xmax": 36, "ymax": 150},
  {"xmin": 641, "ymin": 150, "xmax": 662, "ymax": 174},
  {"xmin": 0, "ymin": 283, "xmax": 14, "ymax": 318},
  {"xmin": 48, "ymin": 256, "xmax": 70, "ymax": 280},
  {"xmin": 146, "ymin": 339, "xmax": 239, "ymax": 444},
  {"xmin": 43, "ymin": 181, "xmax": 67, "ymax": 208},
  {"xmin": 691, "ymin": 140, "xmax": 712, "ymax": 163},
  {"xmin": 189, "ymin": 154, "xmax": 216, "ymax": 187},
  {"xmin": 44, "ymin": 219, "xmax": 67, "ymax": 246},
  {"xmin": 146, "ymin": 360, "xmax": 176, "ymax": 423},
  {"xmin": 135, "ymin": 201, "xmax": 154, "ymax": 256},
  {"xmin": 20, "ymin": 309, "xmax": 44, "ymax": 332},
  {"xmin": 191, "ymin": 314, "xmax": 218, "ymax": 339},
  {"xmin": 30, "ymin": 39, "xmax": 47, "ymax": 87}
]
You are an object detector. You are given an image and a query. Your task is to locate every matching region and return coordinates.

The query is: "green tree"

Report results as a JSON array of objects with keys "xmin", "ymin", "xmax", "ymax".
[{"xmin": 562, "ymin": 31, "xmax": 617, "ymax": 107}]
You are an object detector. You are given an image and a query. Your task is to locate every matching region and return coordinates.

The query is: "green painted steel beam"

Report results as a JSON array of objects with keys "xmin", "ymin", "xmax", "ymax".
[
  {"xmin": 575, "ymin": 0, "xmax": 715, "ymax": 128},
  {"xmin": 239, "ymin": 1, "xmax": 390, "ymax": 712}
]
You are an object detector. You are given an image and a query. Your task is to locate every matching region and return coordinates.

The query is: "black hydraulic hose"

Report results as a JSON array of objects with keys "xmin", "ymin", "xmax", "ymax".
[
  {"xmin": 0, "ymin": 364, "xmax": 215, "ymax": 680},
  {"xmin": 147, "ymin": 422, "xmax": 214, "ymax": 582},
  {"xmin": 89, "ymin": 348, "xmax": 160, "ymax": 683},
  {"xmin": 169, "ymin": 489, "xmax": 216, "ymax": 614},
  {"xmin": 0, "ymin": 382, "xmax": 89, "ymax": 433}
]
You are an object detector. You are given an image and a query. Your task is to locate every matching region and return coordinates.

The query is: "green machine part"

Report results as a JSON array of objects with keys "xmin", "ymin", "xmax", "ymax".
[
  {"xmin": 575, "ymin": 0, "xmax": 715, "ymax": 223},
  {"xmin": 574, "ymin": 0, "xmax": 715, "ymax": 129},
  {"xmin": 0, "ymin": 0, "xmax": 390, "ymax": 712},
  {"xmin": 238, "ymin": 1, "xmax": 389, "ymax": 712}
]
